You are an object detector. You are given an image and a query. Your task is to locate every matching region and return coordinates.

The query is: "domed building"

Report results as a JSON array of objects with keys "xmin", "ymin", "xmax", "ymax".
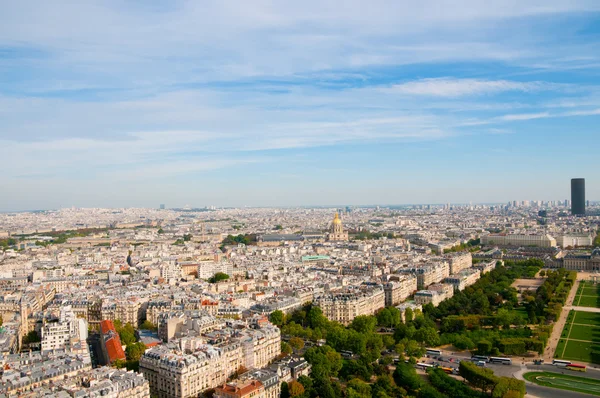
[{"xmin": 327, "ymin": 212, "xmax": 348, "ymax": 242}]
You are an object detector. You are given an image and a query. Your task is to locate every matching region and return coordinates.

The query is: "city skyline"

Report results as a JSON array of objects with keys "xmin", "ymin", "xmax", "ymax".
[{"xmin": 2, "ymin": 1, "xmax": 600, "ymax": 210}]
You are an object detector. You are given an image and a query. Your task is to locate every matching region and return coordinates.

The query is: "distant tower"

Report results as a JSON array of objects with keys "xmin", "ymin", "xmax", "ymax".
[
  {"xmin": 160, "ymin": 204, "xmax": 165, "ymax": 210},
  {"xmin": 571, "ymin": 178, "xmax": 586, "ymax": 216}
]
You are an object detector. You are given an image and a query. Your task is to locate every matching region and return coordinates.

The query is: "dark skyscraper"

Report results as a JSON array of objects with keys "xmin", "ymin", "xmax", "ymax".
[{"xmin": 571, "ymin": 178, "xmax": 586, "ymax": 215}]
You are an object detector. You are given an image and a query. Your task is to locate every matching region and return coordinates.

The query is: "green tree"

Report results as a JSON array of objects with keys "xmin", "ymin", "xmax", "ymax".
[
  {"xmin": 477, "ymin": 340, "xmax": 492, "ymax": 355},
  {"xmin": 269, "ymin": 310, "xmax": 285, "ymax": 327},
  {"xmin": 289, "ymin": 337, "xmax": 305, "ymax": 351},
  {"xmin": 347, "ymin": 378, "xmax": 371, "ymax": 398},
  {"xmin": 404, "ymin": 308, "xmax": 414, "ymax": 322},
  {"xmin": 23, "ymin": 330, "xmax": 41, "ymax": 344},
  {"xmin": 281, "ymin": 341, "xmax": 293, "ymax": 355},
  {"xmin": 125, "ymin": 342, "xmax": 147, "ymax": 361},
  {"xmin": 139, "ymin": 320, "xmax": 157, "ymax": 330},
  {"xmin": 350, "ymin": 315, "xmax": 377, "ymax": 334},
  {"xmin": 393, "ymin": 363, "xmax": 422, "ymax": 394},
  {"xmin": 208, "ymin": 272, "xmax": 230, "ymax": 283}
]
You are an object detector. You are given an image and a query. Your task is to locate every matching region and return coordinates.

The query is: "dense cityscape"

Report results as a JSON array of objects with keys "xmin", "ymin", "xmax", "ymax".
[
  {"xmin": 0, "ymin": 178, "xmax": 597, "ymax": 397},
  {"xmin": 3, "ymin": 2, "xmax": 600, "ymax": 397}
]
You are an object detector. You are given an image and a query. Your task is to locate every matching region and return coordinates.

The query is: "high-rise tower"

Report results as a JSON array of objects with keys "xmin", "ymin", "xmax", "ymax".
[{"xmin": 571, "ymin": 178, "xmax": 586, "ymax": 216}]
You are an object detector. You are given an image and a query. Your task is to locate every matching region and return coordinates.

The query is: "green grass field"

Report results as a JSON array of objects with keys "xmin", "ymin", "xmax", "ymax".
[
  {"xmin": 555, "ymin": 310, "xmax": 600, "ymax": 364},
  {"xmin": 524, "ymin": 372, "xmax": 600, "ymax": 396},
  {"xmin": 573, "ymin": 281, "xmax": 600, "ymax": 308}
]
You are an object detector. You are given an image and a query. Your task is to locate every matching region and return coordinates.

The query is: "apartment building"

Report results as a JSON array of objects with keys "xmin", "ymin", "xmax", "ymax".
[
  {"xmin": 414, "ymin": 283, "xmax": 454, "ymax": 307},
  {"xmin": 556, "ymin": 234, "xmax": 593, "ymax": 248},
  {"xmin": 401, "ymin": 262, "xmax": 450, "ymax": 289},
  {"xmin": 314, "ymin": 286, "xmax": 385, "ymax": 325},
  {"xmin": 444, "ymin": 268, "xmax": 481, "ymax": 291},
  {"xmin": 140, "ymin": 319, "xmax": 281, "ymax": 398},
  {"xmin": 444, "ymin": 252, "xmax": 473, "ymax": 274},
  {"xmin": 383, "ymin": 275, "xmax": 417, "ymax": 306}
]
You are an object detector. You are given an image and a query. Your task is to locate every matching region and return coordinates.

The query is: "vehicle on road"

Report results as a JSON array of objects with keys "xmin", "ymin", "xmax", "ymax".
[
  {"xmin": 477, "ymin": 361, "xmax": 486, "ymax": 367},
  {"xmin": 471, "ymin": 355, "xmax": 489, "ymax": 363},
  {"xmin": 489, "ymin": 357, "xmax": 512, "ymax": 365},
  {"xmin": 566, "ymin": 363, "xmax": 587, "ymax": 372},
  {"xmin": 426, "ymin": 349, "xmax": 442, "ymax": 357},
  {"xmin": 552, "ymin": 359, "xmax": 571, "ymax": 367}
]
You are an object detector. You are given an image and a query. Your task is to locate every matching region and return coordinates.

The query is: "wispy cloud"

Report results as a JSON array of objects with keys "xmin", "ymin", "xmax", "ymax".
[{"xmin": 384, "ymin": 78, "xmax": 559, "ymax": 97}]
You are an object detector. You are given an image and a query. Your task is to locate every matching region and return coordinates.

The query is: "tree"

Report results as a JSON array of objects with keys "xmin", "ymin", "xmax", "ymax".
[
  {"xmin": 350, "ymin": 315, "xmax": 377, "ymax": 334},
  {"xmin": 157, "ymin": 228, "xmax": 164, "ymax": 234},
  {"xmin": 281, "ymin": 341, "xmax": 293, "ymax": 355},
  {"xmin": 270, "ymin": 310, "xmax": 285, "ymax": 327},
  {"xmin": 393, "ymin": 363, "xmax": 422, "ymax": 394},
  {"xmin": 125, "ymin": 342, "xmax": 147, "ymax": 361},
  {"xmin": 208, "ymin": 272, "xmax": 230, "ymax": 283},
  {"xmin": 288, "ymin": 381, "xmax": 305, "ymax": 397},
  {"xmin": 347, "ymin": 378, "xmax": 371, "ymax": 398},
  {"xmin": 118, "ymin": 323, "xmax": 136, "ymax": 346},
  {"xmin": 23, "ymin": 330, "xmax": 41, "ymax": 344},
  {"xmin": 280, "ymin": 382, "xmax": 290, "ymax": 398},
  {"xmin": 289, "ymin": 337, "xmax": 305, "ymax": 351},
  {"xmin": 404, "ymin": 308, "xmax": 414, "ymax": 322},
  {"xmin": 477, "ymin": 340, "xmax": 492, "ymax": 355},
  {"xmin": 414, "ymin": 327, "xmax": 440, "ymax": 347},
  {"xmin": 139, "ymin": 320, "xmax": 157, "ymax": 330}
]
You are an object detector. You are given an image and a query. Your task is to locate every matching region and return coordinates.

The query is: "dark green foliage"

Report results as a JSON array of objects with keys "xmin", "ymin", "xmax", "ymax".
[{"xmin": 208, "ymin": 272, "xmax": 230, "ymax": 283}]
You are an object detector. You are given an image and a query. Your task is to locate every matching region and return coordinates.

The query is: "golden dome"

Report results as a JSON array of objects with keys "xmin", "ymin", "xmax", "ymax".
[{"xmin": 332, "ymin": 212, "xmax": 342, "ymax": 225}]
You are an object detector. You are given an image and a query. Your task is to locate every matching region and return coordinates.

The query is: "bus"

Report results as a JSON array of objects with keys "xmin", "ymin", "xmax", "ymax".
[
  {"xmin": 416, "ymin": 363, "xmax": 435, "ymax": 370},
  {"xmin": 440, "ymin": 367, "xmax": 454, "ymax": 374},
  {"xmin": 566, "ymin": 363, "xmax": 587, "ymax": 372},
  {"xmin": 552, "ymin": 359, "xmax": 571, "ymax": 367},
  {"xmin": 471, "ymin": 355, "xmax": 489, "ymax": 363},
  {"xmin": 426, "ymin": 349, "xmax": 442, "ymax": 357},
  {"xmin": 340, "ymin": 350, "xmax": 354, "ymax": 359},
  {"xmin": 489, "ymin": 357, "xmax": 512, "ymax": 365}
]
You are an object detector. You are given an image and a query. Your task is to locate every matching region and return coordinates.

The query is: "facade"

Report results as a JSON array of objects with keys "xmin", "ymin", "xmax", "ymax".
[
  {"xmin": 314, "ymin": 286, "xmax": 385, "ymax": 325},
  {"xmin": 557, "ymin": 234, "xmax": 593, "ymax": 248},
  {"xmin": 561, "ymin": 249, "xmax": 600, "ymax": 271},
  {"xmin": 571, "ymin": 178, "xmax": 586, "ymax": 216},
  {"xmin": 414, "ymin": 284, "xmax": 453, "ymax": 307},
  {"xmin": 481, "ymin": 233, "xmax": 557, "ymax": 248},
  {"xmin": 444, "ymin": 268, "xmax": 481, "ymax": 291},
  {"xmin": 383, "ymin": 275, "xmax": 417, "ymax": 306},
  {"xmin": 327, "ymin": 213, "xmax": 348, "ymax": 242},
  {"xmin": 444, "ymin": 252, "xmax": 473, "ymax": 274},
  {"xmin": 401, "ymin": 263, "xmax": 450, "ymax": 289}
]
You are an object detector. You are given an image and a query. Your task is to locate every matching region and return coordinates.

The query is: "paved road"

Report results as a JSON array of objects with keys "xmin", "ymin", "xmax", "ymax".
[{"xmin": 525, "ymin": 383, "xmax": 590, "ymax": 398}]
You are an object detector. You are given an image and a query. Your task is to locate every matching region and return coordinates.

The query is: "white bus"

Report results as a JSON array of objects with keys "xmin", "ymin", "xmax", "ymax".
[
  {"xmin": 471, "ymin": 355, "xmax": 489, "ymax": 363},
  {"xmin": 416, "ymin": 363, "xmax": 435, "ymax": 370},
  {"xmin": 489, "ymin": 357, "xmax": 512, "ymax": 365},
  {"xmin": 426, "ymin": 349, "xmax": 442, "ymax": 357},
  {"xmin": 552, "ymin": 359, "xmax": 571, "ymax": 367}
]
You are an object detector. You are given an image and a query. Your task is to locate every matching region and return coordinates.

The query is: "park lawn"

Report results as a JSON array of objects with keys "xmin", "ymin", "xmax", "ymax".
[
  {"xmin": 574, "ymin": 311, "xmax": 600, "ymax": 327},
  {"xmin": 582, "ymin": 287, "xmax": 600, "ymax": 296},
  {"xmin": 555, "ymin": 339, "xmax": 566, "ymax": 357},
  {"xmin": 568, "ymin": 324, "xmax": 600, "ymax": 342},
  {"xmin": 561, "ymin": 340, "xmax": 600, "ymax": 363},
  {"xmin": 524, "ymin": 371, "xmax": 600, "ymax": 396},
  {"xmin": 577, "ymin": 296, "xmax": 600, "ymax": 308}
]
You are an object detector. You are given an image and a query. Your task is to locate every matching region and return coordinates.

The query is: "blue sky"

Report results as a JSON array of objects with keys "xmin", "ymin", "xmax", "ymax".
[{"xmin": 1, "ymin": 1, "xmax": 599, "ymax": 210}]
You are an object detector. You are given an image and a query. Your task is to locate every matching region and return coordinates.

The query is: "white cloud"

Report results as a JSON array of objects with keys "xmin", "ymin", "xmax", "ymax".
[
  {"xmin": 384, "ymin": 78, "xmax": 553, "ymax": 97},
  {"xmin": 499, "ymin": 112, "xmax": 550, "ymax": 121}
]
